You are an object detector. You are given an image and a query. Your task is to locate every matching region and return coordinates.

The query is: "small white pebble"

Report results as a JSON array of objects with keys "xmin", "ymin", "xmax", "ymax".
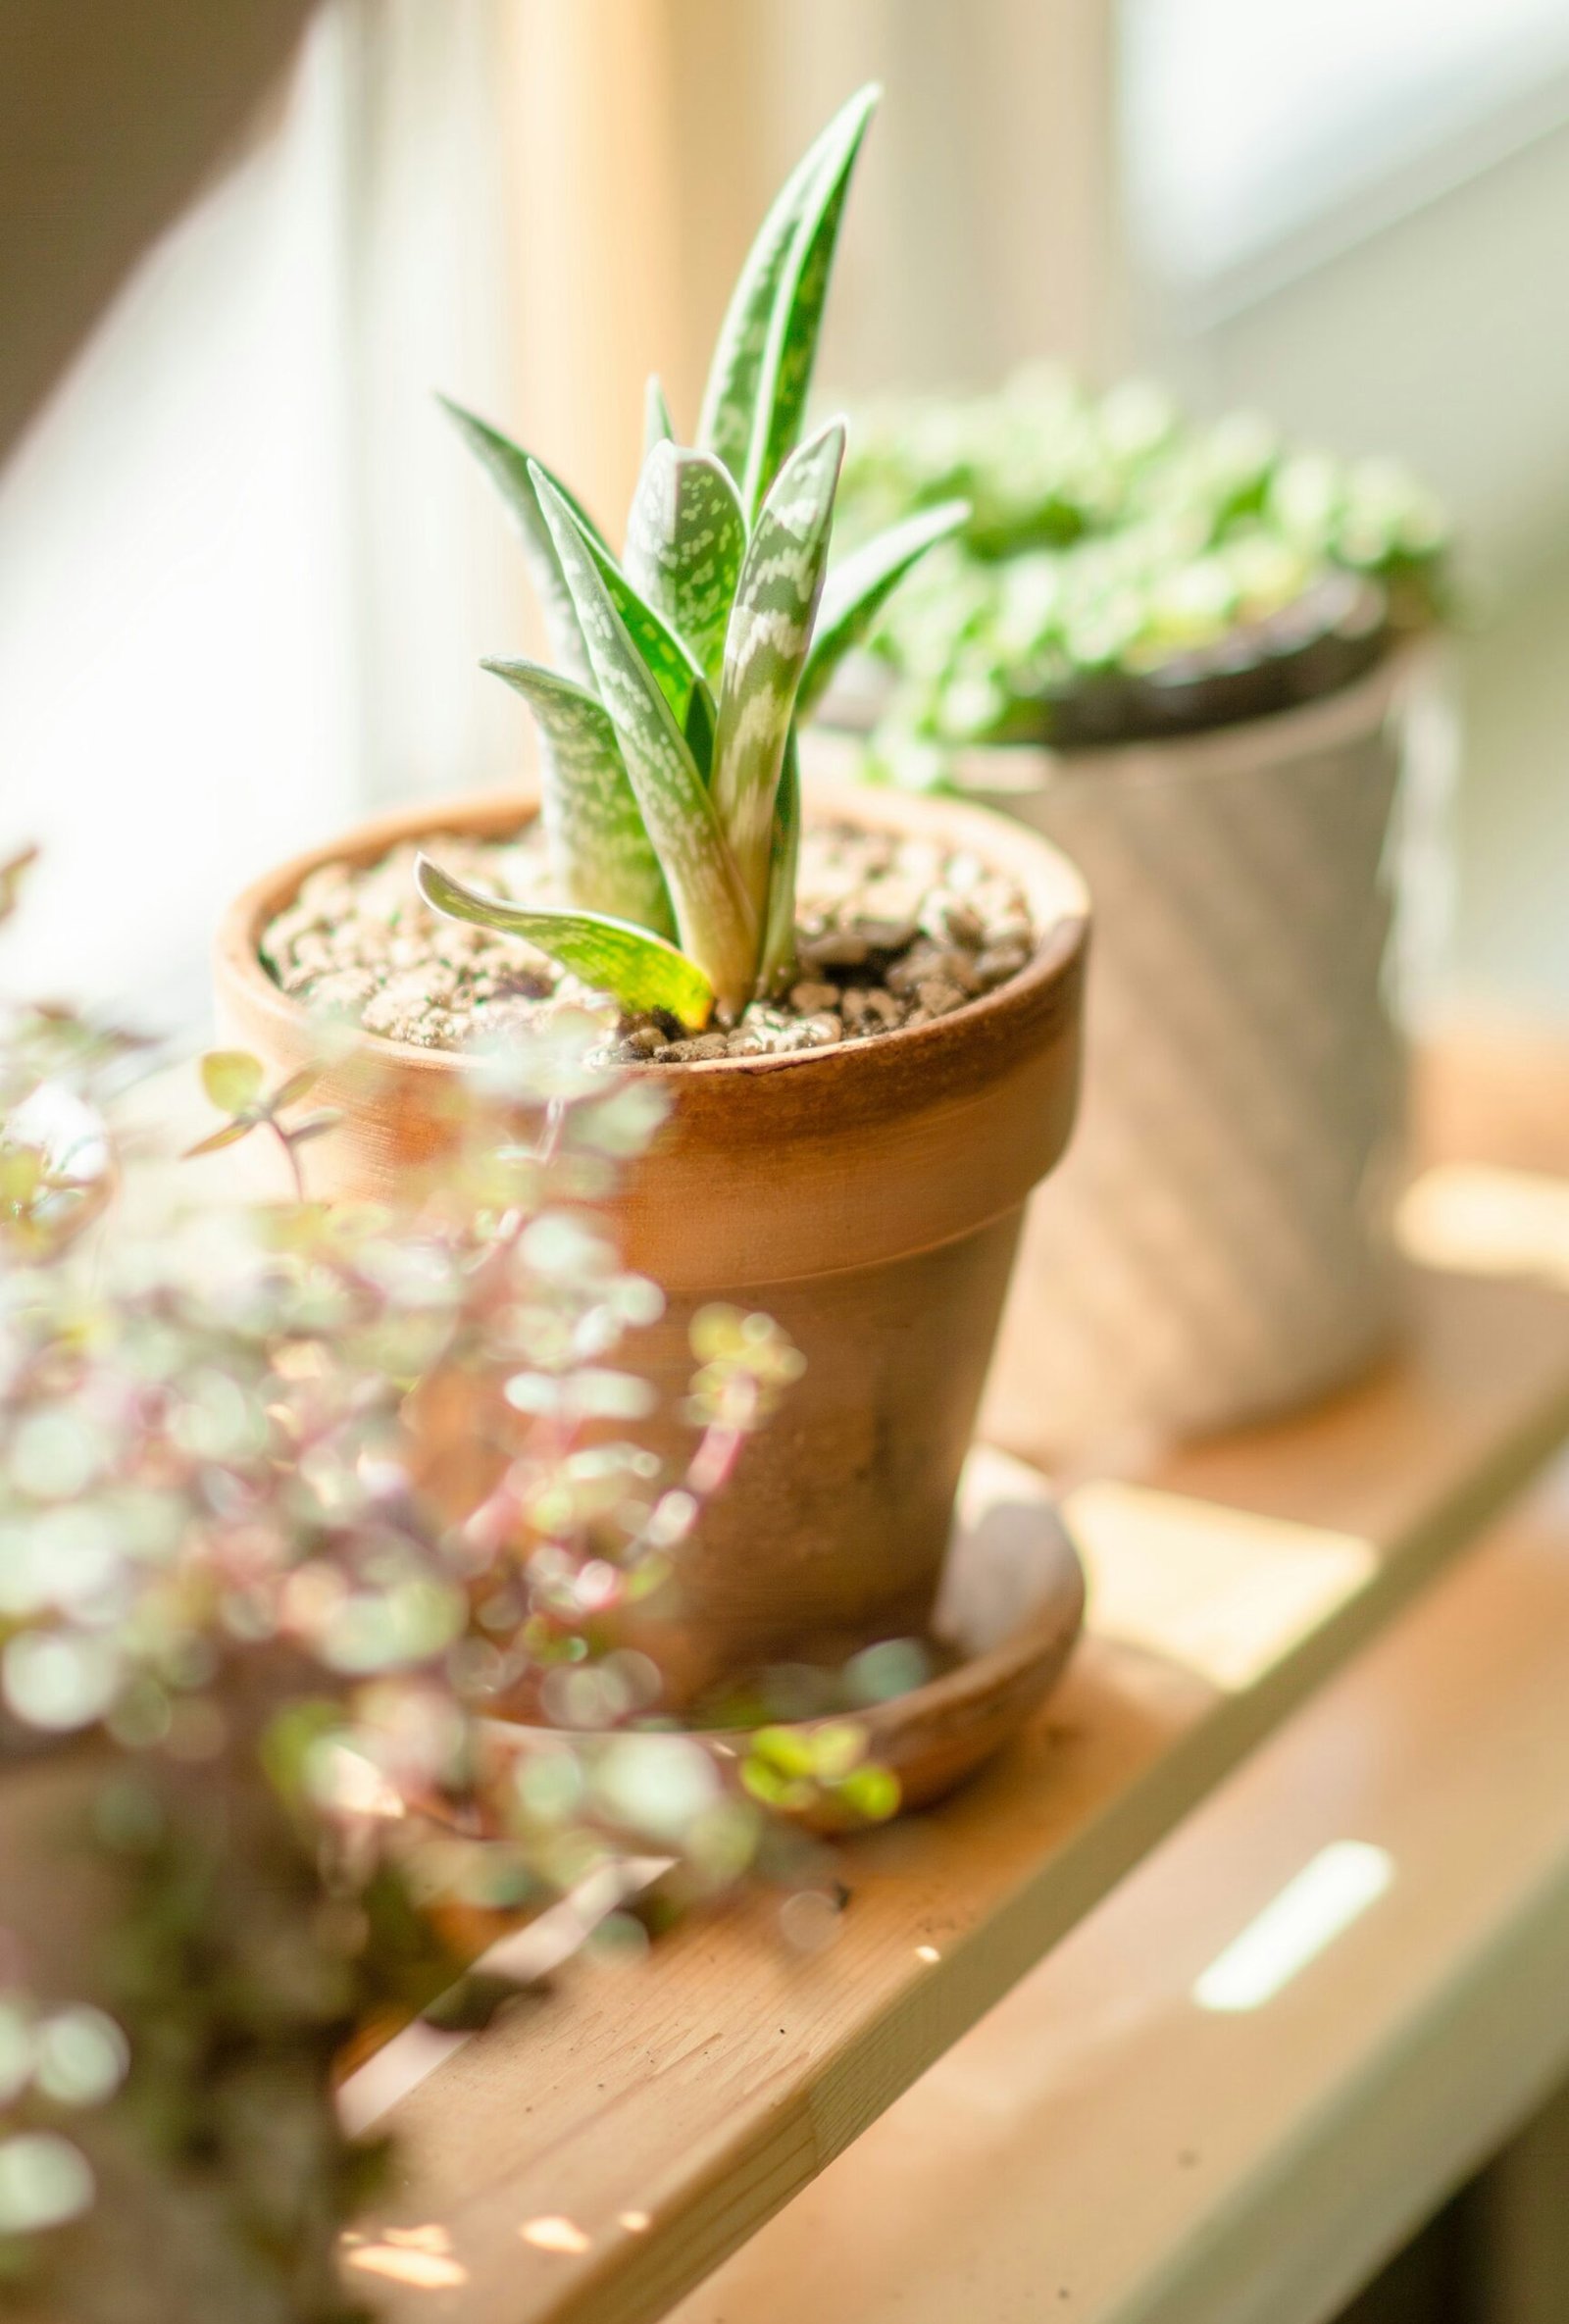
[
  {"xmin": 788, "ymin": 979, "xmax": 839, "ymax": 1014},
  {"xmin": 264, "ymin": 819, "xmax": 1034, "ymax": 1057}
]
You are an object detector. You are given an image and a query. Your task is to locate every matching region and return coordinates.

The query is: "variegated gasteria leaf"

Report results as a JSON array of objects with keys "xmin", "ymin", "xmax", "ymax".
[
  {"xmin": 758, "ymin": 733, "xmax": 802, "ymax": 996},
  {"xmin": 481, "ymin": 659, "xmax": 675, "ymax": 938},
  {"xmin": 697, "ymin": 83, "xmax": 880, "ymax": 501},
  {"xmin": 567, "ymin": 503, "xmax": 718, "ymax": 780},
  {"xmin": 711, "ymin": 419, "xmax": 844, "ymax": 919},
  {"xmin": 415, "ymin": 854, "xmax": 714, "ymax": 1028},
  {"xmin": 439, "ymin": 398, "xmax": 609, "ymax": 686},
  {"xmin": 643, "ymin": 375, "xmax": 675, "ymax": 460},
  {"xmin": 743, "ymin": 89, "xmax": 878, "ymax": 522},
  {"xmin": 534, "ymin": 475, "xmax": 759, "ymax": 1019},
  {"xmin": 625, "ymin": 443, "xmax": 747, "ymax": 691},
  {"xmin": 797, "ymin": 499, "xmax": 971, "ymax": 719}
]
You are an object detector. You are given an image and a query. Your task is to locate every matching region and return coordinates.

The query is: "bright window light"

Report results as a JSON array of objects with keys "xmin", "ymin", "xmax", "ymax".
[
  {"xmin": 0, "ymin": 37, "xmax": 358, "ymax": 1030},
  {"xmin": 1122, "ymin": 0, "xmax": 1569, "ymax": 284},
  {"xmin": 1193, "ymin": 1842, "xmax": 1394, "ymax": 2013}
]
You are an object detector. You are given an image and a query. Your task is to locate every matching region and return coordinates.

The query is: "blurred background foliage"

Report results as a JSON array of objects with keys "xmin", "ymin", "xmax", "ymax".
[{"xmin": 833, "ymin": 368, "xmax": 1449, "ymax": 754}]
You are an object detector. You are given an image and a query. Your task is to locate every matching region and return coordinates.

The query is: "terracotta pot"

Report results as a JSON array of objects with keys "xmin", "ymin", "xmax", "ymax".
[
  {"xmin": 215, "ymin": 781, "xmax": 1089, "ymax": 1700},
  {"xmin": 813, "ymin": 644, "xmax": 1452, "ymax": 1464}
]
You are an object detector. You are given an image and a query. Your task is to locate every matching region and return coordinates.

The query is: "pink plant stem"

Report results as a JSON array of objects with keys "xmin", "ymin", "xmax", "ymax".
[{"xmin": 270, "ymin": 1116, "xmax": 306, "ymax": 1202}]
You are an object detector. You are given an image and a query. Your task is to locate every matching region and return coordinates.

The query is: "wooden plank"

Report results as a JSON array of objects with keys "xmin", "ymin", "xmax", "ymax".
[
  {"xmin": 1414, "ymin": 1019, "xmax": 1569, "ymax": 1181},
  {"xmin": 667, "ymin": 1465, "xmax": 1569, "ymax": 2324},
  {"xmin": 349, "ymin": 1256, "xmax": 1569, "ymax": 2324},
  {"xmin": 1470, "ymin": 2075, "xmax": 1569, "ymax": 2324}
]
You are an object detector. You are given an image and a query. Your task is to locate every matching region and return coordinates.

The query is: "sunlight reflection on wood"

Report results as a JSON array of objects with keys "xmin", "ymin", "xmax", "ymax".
[
  {"xmin": 345, "ymin": 2243, "xmax": 469, "ymax": 2290},
  {"xmin": 1067, "ymin": 1482, "xmax": 1376, "ymax": 1691},
  {"xmin": 1400, "ymin": 1163, "xmax": 1569, "ymax": 1291},
  {"xmin": 522, "ymin": 2215, "xmax": 593, "ymax": 2255}
]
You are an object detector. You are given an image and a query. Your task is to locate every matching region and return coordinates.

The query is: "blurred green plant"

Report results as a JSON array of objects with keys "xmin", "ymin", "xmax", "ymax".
[
  {"xmin": 186, "ymin": 1048, "xmax": 338, "ymax": 1195},
  {"xmin": 0, "ymin": 859, "xmax": 891, "ymax": 2317},
  {"xmin": 423, "ymin": 85, "xmax": 965, "ymax": 1030},
  {"xmin": 832, "ymin": 367, "xmax": 1451, "ymax": 759}
]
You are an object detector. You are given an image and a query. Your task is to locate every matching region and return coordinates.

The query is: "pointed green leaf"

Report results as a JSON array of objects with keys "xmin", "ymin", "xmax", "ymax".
[
  {"xmin": 797, "ymin": 500, "xmax": 970, "ymax": 719},
  {"xmin": 625, "ymin": 443, "xmax": 747, "ymax": 690},
  {"xmin": 184, "ymin": 1118, "xmax": 256, "ymax": 1160},
  {"xmin": 545, "ymin": 483, "xmax": 717, "ymax": 779},
  {"xmin": 698, "ymin": 84, "xmax": 880, "ymax": 499},
  {"xmin": 643, "ymin": 375, "xmax": 675, "ymax": 461},
  {"xmin": 744, "ymin": 90, "xmax": 878, "ymax": 520},
  {"xmin": 439, "ymin": 397, "xmax": 608, "ymax": 685},
  {"xmin": 712, "ymin": 420, "xmax": 844, "ymax": 917},
  {"xmin": 533, "ymin": 476, "xmax": 758, "ymax": 1016},
  {"xmin": 269, "ymin": 1065, "xmax": 325, "ymax": 1114},
  {"xmin": 482, "ymin": 658, "xmax": 675, "ymax": 937},
  {"xmin": 415, "ymin": 855, "xmax": 714, "ymax": 1028},
  {"xmin": 758, "ymin": 733, "xmax": 801, "ymax": 996},
  {"xmin": 285, "ymin": 1112, "xmax": 342, "ymax": 1145}
]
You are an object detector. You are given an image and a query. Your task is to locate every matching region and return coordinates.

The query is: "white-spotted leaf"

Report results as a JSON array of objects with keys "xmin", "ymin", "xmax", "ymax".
[
  {"xmin": 698, "ymin": 84, "xmax": 879, "ymax": 503},
  {"xmin": 439, "ymin": 398, "xmax": 608, "ymax": 685},
  {"xmin": 533, "ymin": 476, "xmax": 759, "ymax": 1016},
  {"xmin": 625, "ymin": 444, "xmax": 747, "ymax": 690},
  {"xmin": 481, "ymin": 659, "xmax": 674, "ymax": 936},
  {"xmin": 758, "ymin": 733, "xmax": 801, "ymax": 996},
  {"xmin": 743, "ymin": 90, "xmax": 878, "ymax": 519},
  {"xmin": 415, "ymin": 856, "xmax": 715, "ymax": 1029},
  {"xmin": 711, "ymin": 419, "xmax": 844, "ymax": 918},
  {"xmin": 565, "ymin": 504, "xmax": 717, "ymax": 780}
]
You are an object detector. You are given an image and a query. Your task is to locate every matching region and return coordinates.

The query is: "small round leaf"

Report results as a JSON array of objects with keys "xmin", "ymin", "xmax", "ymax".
[{"xmin": 200, "ymin": 1050, "xmax": 264, "ymax": 1116}]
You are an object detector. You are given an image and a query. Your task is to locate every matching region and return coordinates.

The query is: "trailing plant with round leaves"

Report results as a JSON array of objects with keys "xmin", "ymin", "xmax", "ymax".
[
  {"xmin": 831, "ymin": 367, "xmax": 1452, "ymax": 759},
  {"xmin": 425, "ymin": 85, "xmax": 966, "ymax": 1031},
  {"xmin": 0, "ymin": 859, "xmax": 905, "ymax": 2315}
]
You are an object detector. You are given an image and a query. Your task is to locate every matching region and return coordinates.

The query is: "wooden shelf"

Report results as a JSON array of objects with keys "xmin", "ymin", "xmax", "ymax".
[
  {"xmin": 666, "ymin": 1459, "xmax": 1569, "ymax": 2324},
  {"xmin": 350, "ymin": 1231, "xmax": 1569, "ymax": 2324}
]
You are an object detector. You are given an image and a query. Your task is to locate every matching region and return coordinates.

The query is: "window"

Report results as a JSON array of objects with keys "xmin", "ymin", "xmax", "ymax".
[
  {"xmin": 1122, "ymin": 0, "xmax": 1569, "ymax": 288},
  {"xmin": 0, "ymin": 2, "xmax": 520, "ymax": 1033},
  {"xmin": 0, "ymin": 28, "xmax": 357, "ymax": 1027}
]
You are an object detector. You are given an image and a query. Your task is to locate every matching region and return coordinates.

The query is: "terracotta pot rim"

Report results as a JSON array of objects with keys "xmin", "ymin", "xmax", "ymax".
[{"xmin": 215, "ymin": 778, "xmax": 1089, "ymax": 1090}]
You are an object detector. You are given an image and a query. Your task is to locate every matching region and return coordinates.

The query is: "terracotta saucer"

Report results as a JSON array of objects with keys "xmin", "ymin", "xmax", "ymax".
[
  {"xmin": 483, "ymin": 1448, "xmax": 1084, "ymax": 1834},
  {"xmin": 712, "ymin": 1445, "xmax": 1084, "ymax": 1829}
]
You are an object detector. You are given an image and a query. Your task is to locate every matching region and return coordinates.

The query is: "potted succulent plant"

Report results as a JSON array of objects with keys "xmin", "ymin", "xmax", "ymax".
[
  {"xmin": 817, "ymin": 371, "xmax": 1452, "ymax": 1461},
  {"xmin": 216, "ymin": 91, "xmax": 1090, "ymax": 1706}
]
